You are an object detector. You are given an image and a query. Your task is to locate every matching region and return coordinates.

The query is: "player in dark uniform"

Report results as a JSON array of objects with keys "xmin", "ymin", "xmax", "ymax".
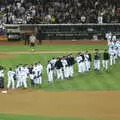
[
  {"xmin": 55, "ymin": 57, "xmax": 63, "ymax": 79},
  {"xmin": 94, "ymin": 49, "xmax": 101, "ymax": 71},
  {"xmin": 102, "ymin": 49, "xmax": 110, "ymax": 70}
]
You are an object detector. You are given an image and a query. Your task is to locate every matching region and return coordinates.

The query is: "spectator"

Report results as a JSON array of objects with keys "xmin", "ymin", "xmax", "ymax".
[{"xmin": 0, "ymin": 0, "xmax": 119, "ymax": 24}]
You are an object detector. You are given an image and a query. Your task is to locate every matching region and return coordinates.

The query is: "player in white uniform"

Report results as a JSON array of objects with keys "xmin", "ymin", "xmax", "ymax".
[
  {"xmin": 20, "ymin": 66, "xmax": 28, "ymax": 88},
  {"xmin": 32, "ymin": 63, "xmax": 39, "ymax": 86},
  {"xmin": 94, "ymin": 49, "xmax": 101, "ymax": 71},
  {"xmin": 105, "ymin": 32, "xmax": 112, "ymax": 45},
  {"xmin": 16, "ymin": 65, "xmax": 28, "ymax": 88},
  {"xmin": 50, "ymin": 58, "xmax": 57, "ymax": 78},
  {"xmin": 61, "ymin": 56, "xmax": 69, "ymax": 78},
  {"xmin": 76, "ymin": 53, "xmax": 82, "ymax": 73},
  {"xmin": 84, "ymin": 51, "xmax": 90, "ymax": 72},
  {"xmin": 47, "ymin": 61, "xmax": 53, "ymax": 83},
  {"xmin": 109, "ymin": 47, "xmax": 116, "ymax": 65},
  {"xmin": 16, "ymin": 65, "xmax": 22, "ymax": 88},
  {"xmin": 29, "ymin": 71, "xmax": 35, "ymax": 88},
  {"xmin": 75, "ymin": 53, "xmax": 85, "ymax": 73},
  {"xmin": 37, "ymin": 62, "xmax": 43, "ymax": 85},
  {"xmin": 112, "ymin": 34, "xmax": 116, "ymax": 42},
  {"xmin": 7, "ymin": 68, "xmax": 16, "ymax": 89}
]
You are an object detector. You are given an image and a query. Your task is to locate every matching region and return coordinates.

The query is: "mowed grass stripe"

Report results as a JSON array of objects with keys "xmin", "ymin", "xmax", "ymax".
[
  {"xmin": 0, "ymin": 114, "xmax": 117, "ymax": 120},
  {"xmin": 0, "ymin": 44, "xmax": 106, "ymax": 52}
]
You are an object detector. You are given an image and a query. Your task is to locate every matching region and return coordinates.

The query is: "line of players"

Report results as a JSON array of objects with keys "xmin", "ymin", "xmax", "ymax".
[{"xmin": 0, "ymin": 40, "xmax": 120, "ymax": 89}]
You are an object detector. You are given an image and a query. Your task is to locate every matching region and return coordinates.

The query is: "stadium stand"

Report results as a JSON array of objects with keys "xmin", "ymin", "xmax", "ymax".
[
  {"xmin": 0, "ymin": 0, "xmax": 120, "ymax": 25},
  {"xmin": 1, "ymin": 0, "xmax": 120, "ymax": 41}
]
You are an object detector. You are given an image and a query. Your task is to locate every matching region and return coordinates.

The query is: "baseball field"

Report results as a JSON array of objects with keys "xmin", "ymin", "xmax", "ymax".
[{"xmin": 0, "ymin": 41, "xmax": 120, "ymax": 120}]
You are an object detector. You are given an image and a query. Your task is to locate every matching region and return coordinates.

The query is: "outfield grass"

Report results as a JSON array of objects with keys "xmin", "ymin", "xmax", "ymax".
[
  {"xmin": 0, "ymin": 44, "xmax": 106, "ymax": 52},
  {"xmin": 0, "ymin": 114, "xmax": 115, "ymax": 120},
  {"xmin": 0, "ymin": 44, "xmax": 120, "ymax": 91}
]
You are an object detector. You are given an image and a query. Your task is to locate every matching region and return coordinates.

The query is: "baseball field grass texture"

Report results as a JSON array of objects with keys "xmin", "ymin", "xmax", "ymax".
[
  {"xmin": 0, "ymin": 114, "xmax": 114, "ymax": 120},
  {"xmin": 0, "ymin": 44, "xmax": 120, "ymax": 91},
  {"xmin": 0, "ymin": 44, "xmax": 120, "ymax": 120},
  {"xmin": 0, "ymin": 44, "xmax": 106, "ymax": 52}
]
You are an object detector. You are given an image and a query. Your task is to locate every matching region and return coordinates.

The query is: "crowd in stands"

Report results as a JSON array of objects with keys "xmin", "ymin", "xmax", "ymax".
[{"xmin": 0, "ymin": 0, "xmax": 120, "ymax": 25}]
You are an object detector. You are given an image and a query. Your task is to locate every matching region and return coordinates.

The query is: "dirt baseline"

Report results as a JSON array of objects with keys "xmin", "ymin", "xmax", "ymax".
[{"xmin": 0, "ymin": 90, "xmax": 120, "ymax": 119}]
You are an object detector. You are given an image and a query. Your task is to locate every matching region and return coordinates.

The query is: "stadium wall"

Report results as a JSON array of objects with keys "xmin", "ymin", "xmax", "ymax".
[{"xmin": 4, "ymin": 23, "xmax": 120, "ymax": 42}]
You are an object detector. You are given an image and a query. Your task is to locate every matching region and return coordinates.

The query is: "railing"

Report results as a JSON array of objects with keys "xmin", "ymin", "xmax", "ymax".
[{"xmin": 4, "ymin": 23, "xmax": 120, "ymax": 40}]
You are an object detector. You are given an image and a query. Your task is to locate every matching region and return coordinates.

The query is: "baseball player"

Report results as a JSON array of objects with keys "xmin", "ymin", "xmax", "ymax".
[
  {"xmin": 0, "ymin": 65, "xmax": 4, "ymax": 90},
  {"xmin": 84, "ymin": 51, "xmax": 90, "ymax": 72},
  {"xmin": 50, "ymin": 58, "xmax": 57, "ymax": 78},
  {"xmin": 109, "ymin": 47, "xmax": 116, "ymax": 65},
  {"xmin": 94, "ymin": 49, "xmax": 101, "ymax": 71},
  {"xmin": 55, "ymin": 57, "xmax": 63, "ymax": 80},
  {"xmin": 16, "ymin": 65, "xmax": 28, "ymax": 88},
  {"xmin": 61, "ymin": 56, "xmax": 69, "ymax": 79},
  {"xmin": 67, "ymin": 54, "xmax": 75, "ymax": 77},
  {"xmin": 102, "ymin": 49, "xmax": 109, "ymax": 70},
  {"xmin": 37, "ymin": 62, "xmax": 43, "ymax": 85},
  {"xmin": 112, "ymin": 34, "xmax": 117, "ymax": 42},
  {"xmin": 47, "ymin": 61, "xmax": 53, "ymax": 83},
  {"xmin": 105, "ymin": 32, "xmax": 112, "ymax": 45},
  {"xmin": 75, "ymin": 53, "xmax": 82, "ymax": 73},
  {"xmin": 32, "ymin": 63, "xmax": 39, "ymax": 87},
  {"xmin": 29, "ymin": 71, "xmax": 35, "ymax": 88},
  {"xmin": 7, "ymin": 67, "xmax": 16, "ymax": 89},
  {"xmin": 16, "ymin": 65, "xmax": 22, "ymax": 88}
]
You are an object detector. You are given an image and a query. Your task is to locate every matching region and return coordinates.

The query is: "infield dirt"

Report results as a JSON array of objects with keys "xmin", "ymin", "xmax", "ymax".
[{"xmin": 0, "ymin": 89, "xmax": 120, "ymax": 119}]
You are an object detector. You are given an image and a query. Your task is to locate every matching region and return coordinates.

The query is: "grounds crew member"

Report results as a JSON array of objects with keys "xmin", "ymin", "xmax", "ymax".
[{"xmin": 29, "ymin": 33, "xmax": 37, "ymax": 51}]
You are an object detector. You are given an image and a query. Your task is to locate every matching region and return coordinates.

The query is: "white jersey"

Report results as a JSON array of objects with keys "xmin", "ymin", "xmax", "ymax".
[
  {"xmin": 0, "ymin": 70, "xmax": 4, "ymax": 77},
  {"xmin": 76, "ymin": 55, "xmax": 82, "ymax": 64},
  {"xmin": 47, "ymin": 63, "xmax": 52, "ymax": 74},
  {"xmin": 84, "ymin": 54, "xmax": 89, "ymax": 61},
  {"xmin": 29, "ymin": 74, "xmax": 34, "ymax": 80},
  {"xmin": 33, "ymin": 66, "xmax": 38, "ymax": 77},
  {"xmin": 24, "ymin": 67, "xmax": 29, "ymax": 76},
  {"xmin": 37, "ymin": 64, "xmax": 43, "ymax": 75},
  {"xmin": 21, "ymin": 67, "xmax": 28, "ymax": 78},
  {"xmin": 106, "ymin": 32, "xmax": 112, "ymax": 40},
  {"xmin": 8, "ymin": 71, "xmax": 15, "ymax": 79},
  {"xmin": 109, "ymin": 49, "xmax": 115, "ymax": 56},
  {"xmin": 50, "ymin": 59, "xmax": 57, "ymax": 67},
  {"xmin": 61, "ymin": 59, "xmax": 68, "ymax": 68},
  {"xmin": 112, "ymin": 35, "xmax": 116, "ymax": 41}
]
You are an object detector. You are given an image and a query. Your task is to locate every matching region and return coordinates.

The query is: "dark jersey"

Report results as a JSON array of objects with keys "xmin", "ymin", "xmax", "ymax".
[
  {"xmin": 103, "ymin": 52, "xmax": 109, "ymax": 60},
  {"xmin": 81, "ymin": 55, "xmax": 85, "ymax": 62},
  {"xmin": 28, "ymin": 67, "xmax": 33, "ymax": 74},
  {"xmin": 88, "ymin": 53, "xmax": 92, "ymax": 62},
  {"xmin": 55, "ymin": 59, "xmax": 63, "ymax": 69},
  {"xmin": 94, "ymin": 53, "xmax": 101, "ymax": 60}
]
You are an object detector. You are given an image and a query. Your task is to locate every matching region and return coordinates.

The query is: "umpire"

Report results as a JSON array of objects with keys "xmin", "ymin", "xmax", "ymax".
[{"xmin": 0, "ymin": 65, "xmax": 4, "ymax": 89}]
